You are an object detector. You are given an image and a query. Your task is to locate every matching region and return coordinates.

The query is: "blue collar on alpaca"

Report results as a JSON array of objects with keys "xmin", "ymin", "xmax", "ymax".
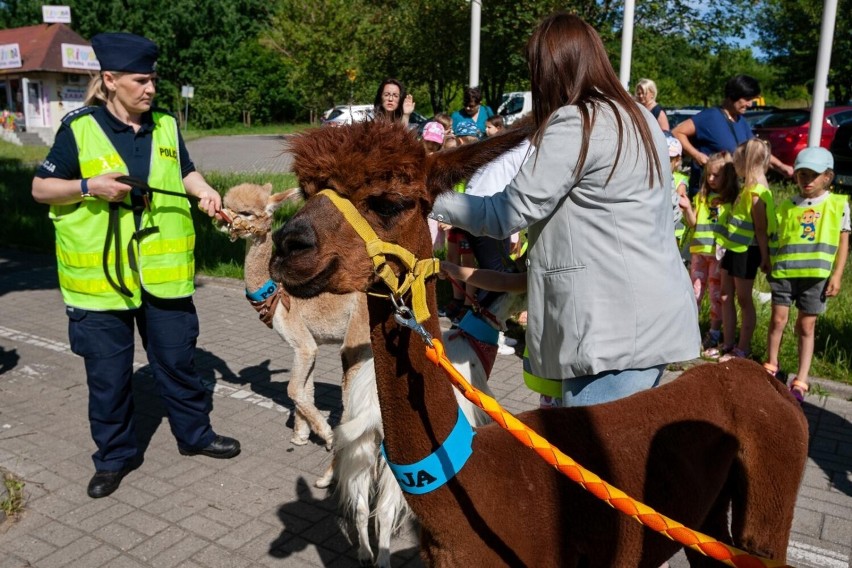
[
  {"xmin": 381, "ymin": 406, "xmax": 475, "ymax": 495},
  {"xmin": 246, "ymin": 279, "xmax": 277, "ymax": 302},
  {"xmin": 457, "ymin": 310, "xmax": 500, "ymax": 345}
]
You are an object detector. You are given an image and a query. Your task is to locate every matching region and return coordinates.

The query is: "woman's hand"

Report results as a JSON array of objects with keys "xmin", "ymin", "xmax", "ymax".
[
  {"xmin": 183, "ymin": 171, "xmax": 222, "ymax": 217},
  {"xmin": 88, "ymin": 172, "xmax": 133, "ymax": 202},
  {"xmin": 403, "ymin": 94, "xmax": 415, "ymax": 116}
]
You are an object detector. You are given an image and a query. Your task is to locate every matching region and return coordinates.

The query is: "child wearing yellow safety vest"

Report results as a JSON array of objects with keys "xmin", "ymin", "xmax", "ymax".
[
  {"xmin": 684, "ymin": 152, "xmax": 739, "ymax": 356},
  {"xmin": 715, "ymin": 139, "xmax": 776, "ymax": 363},
  {"xmin": 764, "ymin": 147, "xmax": 850, "ymax": 404}
]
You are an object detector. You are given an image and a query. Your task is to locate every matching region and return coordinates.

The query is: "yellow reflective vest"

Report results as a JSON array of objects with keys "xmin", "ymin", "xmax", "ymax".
[
  {"xmin": 716, "ymin": 183, "xmax": 776, "ymax": 253},
  {"xmin": 50, "ymin": 109, "xmax": 195, "ymax": 310},
  {"xmin": 690, "ymin": 192, "xmax": 729, "ymax": 255},
  {"xmin": 771, "ymin": 193, "xmax": 848, "ymax": 279}
]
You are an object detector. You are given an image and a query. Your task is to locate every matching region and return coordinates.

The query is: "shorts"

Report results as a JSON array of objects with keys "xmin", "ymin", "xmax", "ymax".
[
  {"xmin": 720, "ymin": 245, "xmax": 761, "ymax": 280},
  {"xmin": 768, "ymin": 276, "xmax": 827, "ymax": 315},
  {"xmin": 447, "ymin": 228, "xmax": 472, "ymax": 253}
]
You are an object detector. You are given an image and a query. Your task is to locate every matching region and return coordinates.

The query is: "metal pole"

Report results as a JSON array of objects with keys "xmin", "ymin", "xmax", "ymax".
[
  {"xmin": 469, "ymin": 0, "xmax": 481, "ymax": 88},
  {"xmin": 808, "ymin": 0, "xmax": 838, "ymax": 148},
  {"xmin": 184, "ymin": 97, "xmax": 189, "ymax": 129},
  {"xmin": 619, "ymin": 0, "xmax": 635, "ymax": 91}
]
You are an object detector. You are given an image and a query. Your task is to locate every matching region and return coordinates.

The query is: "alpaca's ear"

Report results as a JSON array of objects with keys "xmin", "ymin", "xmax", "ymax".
[
  {"xmin": 424, "ymin": 124, "xmax": 532, "ymax": 201},
  {"xmin": 266, "ymin": 187, "xmax": 302, "ymax": 216},
  {"xmin": 263, "ymin": 183, "xmax": 273, "ymax": 192}
]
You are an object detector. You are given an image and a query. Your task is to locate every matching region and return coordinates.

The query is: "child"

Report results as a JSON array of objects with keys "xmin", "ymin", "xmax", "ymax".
[
  {"xmin": 485, "ymin": 115, "xmax": 504, "ymax": 137},
  {"xmin": 715, "ymin": 138, "xmax": 776, "ymax": 363},
  {"xmin": 439, "ymin": 261, "xmax": 563, "ymax": 407},
  {"xmin": 434, "ymin": 112, "xmax": 455, "ymax": 150},
  {"xmin": 439, "ymin": 121, "xmax": 482, "ymax": 324},
  {"xmin": 764, "ymin": 147, "xmax": 850, "ymax": 403},
  {"xmin": 667, "ymin": 136, "xmax": 694, "ymax": 254},
  {"xmin": 421, "ymin": 121, "xmax": 444, "ymax": 154},
  {"xmin": 422, "ymin": 122, "xmax": 447, "ymax": 251},
  {"xmin": 688, "ymin": 152, "xmax": 739, "ymax": 354}
]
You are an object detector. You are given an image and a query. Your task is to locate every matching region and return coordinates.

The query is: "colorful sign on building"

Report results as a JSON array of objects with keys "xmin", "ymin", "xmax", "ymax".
[
  {"xmin": 61, "ymin": 43, "xmax": 100, "ymax": 70},
  {"xmin": 0, "ymin": 43, "xmax": 22, "ymax": 70},
  {"xmin": 42, "ymin": 5, "xmax": 72, "ymax": 24}
]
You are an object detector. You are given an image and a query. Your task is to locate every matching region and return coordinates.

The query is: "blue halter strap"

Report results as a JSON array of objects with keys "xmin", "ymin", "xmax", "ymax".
[
  {"xmin": 246, "ymin": 279, "xmax": 277, "ymax": 302},
  {"xmin": 381, "ymin": 406, "xmax": 475, "ymax": 495}
]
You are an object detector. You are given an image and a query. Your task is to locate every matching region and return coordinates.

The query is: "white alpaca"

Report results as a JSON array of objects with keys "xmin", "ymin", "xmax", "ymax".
[
  {"xmin": 216, "ymin": 183, "xmax": 372, "ymax": 487},
  {"xmin": 333, "ymin": 292, "xmax": 523, "ymax": 567}
]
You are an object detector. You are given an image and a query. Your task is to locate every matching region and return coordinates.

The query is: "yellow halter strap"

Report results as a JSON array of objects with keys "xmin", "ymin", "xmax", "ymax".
[{"xmin": 319, "ymin": 189, "xmax": 440, "ymax": 323}]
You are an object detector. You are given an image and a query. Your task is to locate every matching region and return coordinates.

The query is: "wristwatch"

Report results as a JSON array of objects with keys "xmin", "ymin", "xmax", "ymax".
[{"xmin": 81, "ymin": 178, "xmax": 92, "ymax": 198}]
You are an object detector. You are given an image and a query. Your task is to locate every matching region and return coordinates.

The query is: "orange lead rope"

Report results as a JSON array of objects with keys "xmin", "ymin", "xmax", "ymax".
[{"xmin": 425, "ymin": 338, "xmax": 793, "ymax": 568}]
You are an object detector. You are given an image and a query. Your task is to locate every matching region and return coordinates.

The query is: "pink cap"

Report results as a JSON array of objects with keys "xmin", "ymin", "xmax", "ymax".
[{"xmin": 422, "ymin": 121, "xmax": 445, "ymax": 144}]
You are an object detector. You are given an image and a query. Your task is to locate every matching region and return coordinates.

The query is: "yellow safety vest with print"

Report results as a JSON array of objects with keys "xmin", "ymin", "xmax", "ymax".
[
  {"xmin": 522, "ymin": 347, "xmax": 562, "ymax": 399},
  {"xmin": 771, "ymin": 193, "xmax": 848, "ymax": 279},
  {"xmin": 50, "ymin": 110, "xmax": 195, "ymax": 310},
  {"xmin": 690, "ymin": 192, "xmax": 729, "ymax": 255},
  {"xmin": 716, "ymin": 183, "xmax": 776, "ymax": 253}
]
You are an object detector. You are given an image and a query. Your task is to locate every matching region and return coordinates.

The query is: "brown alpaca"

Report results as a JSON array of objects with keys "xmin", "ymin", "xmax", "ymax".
[
  {"xmin": 269, "ymin": 121, "xmax": 808, "ymax": 567},
  {"xmin": 216, "ymin": 183, "xmax": 371, "ymax": 466}
]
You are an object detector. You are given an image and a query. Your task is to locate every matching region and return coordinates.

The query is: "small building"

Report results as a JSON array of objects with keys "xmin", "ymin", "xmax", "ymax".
[{"xmin": 0, "ymin": 23, "xmax": 97, "ymax": 146}]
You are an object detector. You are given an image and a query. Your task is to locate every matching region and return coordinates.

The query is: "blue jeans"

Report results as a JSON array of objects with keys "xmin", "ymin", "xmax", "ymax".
[{"xmin": 561, "ymin": 364, "xmax": 667, "ymax": 407}]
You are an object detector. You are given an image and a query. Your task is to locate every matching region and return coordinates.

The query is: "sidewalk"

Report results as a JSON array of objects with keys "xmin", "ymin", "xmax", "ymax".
[
  {"xmin": 1, "ymin": 247, "xmax": 851, "ymax": 567},
  {"xmin": 2, "ymin": 134, "xmax": 850, "ymax": 566}
]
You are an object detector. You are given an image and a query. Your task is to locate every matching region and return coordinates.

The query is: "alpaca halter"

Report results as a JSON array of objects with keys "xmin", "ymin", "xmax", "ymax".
[
  {"xmin": 319, "ymin": 189, "xmax": 440, "ymax": 324},
  {"xmin": 220, "ymin": 208, "xmax": 272, "ymax": 242}
]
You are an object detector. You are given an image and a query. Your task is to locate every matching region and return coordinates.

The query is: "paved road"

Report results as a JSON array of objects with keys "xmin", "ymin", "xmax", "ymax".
[
  {"xmin": 0, "ymin": 134, "xmax": 850, "ymax": 567},
  {"xmin": 187, "ymin": 135, "xmax": 294, "ymax": 175}
]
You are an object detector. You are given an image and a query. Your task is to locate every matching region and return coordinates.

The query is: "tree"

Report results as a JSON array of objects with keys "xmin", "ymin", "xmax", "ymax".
[{"xmin": 757, "ymin": 0, "xmax": 852, "ymax": 105}]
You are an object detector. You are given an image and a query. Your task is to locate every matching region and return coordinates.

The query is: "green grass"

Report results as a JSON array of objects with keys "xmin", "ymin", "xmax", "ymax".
[
  {"xmin": 181, "ymin": 122, "xmax": 313, "ymax": 142},
  {"xmin": 0, "ymin": 470, "xmax": 25, "ymax": 519},
  {"xmin": 0, "ymin": 140, "xmax": 48, "ymax": 164}
]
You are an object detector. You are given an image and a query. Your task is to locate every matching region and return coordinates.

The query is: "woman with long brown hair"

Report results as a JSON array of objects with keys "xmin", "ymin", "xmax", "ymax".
[{"xmin": 431, "ymin": 12, "xmax": 699, "ymax": 407}]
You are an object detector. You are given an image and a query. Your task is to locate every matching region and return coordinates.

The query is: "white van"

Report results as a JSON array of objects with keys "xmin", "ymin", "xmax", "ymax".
[
  {"xmin": 322, "ymin": 104, "xmax": 374, "ymax": 127},
  {"xmin": 497, "ymin": 91, "xmax": 532, "ymax": 126}
]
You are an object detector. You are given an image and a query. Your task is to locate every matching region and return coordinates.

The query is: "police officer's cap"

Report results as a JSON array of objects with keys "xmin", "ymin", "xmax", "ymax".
[{"xmin": 91, "ymin": 32, "xmax": 158, "ymax": 74}]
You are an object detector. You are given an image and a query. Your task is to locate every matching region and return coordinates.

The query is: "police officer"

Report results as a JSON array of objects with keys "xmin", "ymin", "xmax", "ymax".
[{"xmin": 32, "ymin": 33, "xmax": 240, "ymax": 499}]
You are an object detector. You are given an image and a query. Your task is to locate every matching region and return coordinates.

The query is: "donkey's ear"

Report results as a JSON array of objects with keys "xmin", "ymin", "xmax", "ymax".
[
  {"xmin": 424, "ymin": 124, "xmax": 532, "ymax": 201},
  {"xmin": 267, "ymin": 187, "xmax": 302, "ymax": 215}
]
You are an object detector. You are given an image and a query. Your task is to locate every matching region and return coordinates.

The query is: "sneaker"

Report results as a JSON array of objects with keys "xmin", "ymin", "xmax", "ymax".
[
  {"xmin": 701, "ymin": 329, "xmax": 722, "ymax": 350},
  {"xmin": 498, "ymin": 332, "xmax": 518, "ymax": 347},
  {"xmin": 497, "ymin": 343, "xmax": 515, "ymax": 356}
]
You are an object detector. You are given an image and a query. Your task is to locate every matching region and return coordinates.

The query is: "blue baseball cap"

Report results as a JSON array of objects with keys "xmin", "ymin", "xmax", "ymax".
[
  {"xmin": 794, "ymin": 147, "xmax": 834, "ymax": 173},
  {"xmin": 91, "ymin": 32, "xmax": 158, "ymax": 73},
  {"xmin": 454, "ymin": 120, "xmax": 482, "ymax": 139}
]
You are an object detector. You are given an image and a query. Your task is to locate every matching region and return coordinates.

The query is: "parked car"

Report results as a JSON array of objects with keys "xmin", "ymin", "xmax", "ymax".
[
  {"xmin": 497, "ymin": 91, "xmax": 532, "ymax": 126},
  {"xmin": 752, "ymin": 106, "xmax": 852, "ymax": 166},
  {"xmin": 321, "ymin": 104, "xmax": 374, "ymax": 127},
  {"xmin": 408, "ymin": 111, "xmax": 430, "ymax": 134},
  {"xmin": 830, "ymin": 120, "xmax": 852, "ymax": 193},
  {"xmin": 666, "ymin": 107, "xmax": 703, "ymax": 130},
  {"xmin": 744, "ymin": 105, "xmax": 779, "ymax": 127}
]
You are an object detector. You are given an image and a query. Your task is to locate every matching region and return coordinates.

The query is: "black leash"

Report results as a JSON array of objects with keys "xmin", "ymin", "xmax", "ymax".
[{"xmin": 100, "ymin": 176, "xmax": 195, "ymax": 297}]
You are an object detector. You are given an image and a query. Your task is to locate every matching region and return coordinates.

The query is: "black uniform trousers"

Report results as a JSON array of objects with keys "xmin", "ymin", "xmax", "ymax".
[{"xmin": 67, "ymin": 292, "xmax": 215, "ymax": 472}]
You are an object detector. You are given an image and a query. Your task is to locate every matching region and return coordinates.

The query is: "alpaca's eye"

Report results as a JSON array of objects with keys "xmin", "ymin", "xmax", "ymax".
[
  {"xmin": 238, "ymin": 211, "xmax": 255, "ymax": 217},
  {"xmin": 367, "ymin": 197, "xmax": 409, "ymax": 218}
]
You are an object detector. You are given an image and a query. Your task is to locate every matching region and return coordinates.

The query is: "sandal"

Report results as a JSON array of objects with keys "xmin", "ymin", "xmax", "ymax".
[
  {"xmin": 762, "ymin": 362, "xmax": 788, "ymax": 382},
  {"xmin": 703, "ymin": 344, "xmax": 733, "ymax": 360},
  {"xmin": 788, "ymin": 377, "xmax": 808, "ymax": 405},
  {"xmin": 718, "ymin": 347, "xmax": 750, "ymax": 363}
]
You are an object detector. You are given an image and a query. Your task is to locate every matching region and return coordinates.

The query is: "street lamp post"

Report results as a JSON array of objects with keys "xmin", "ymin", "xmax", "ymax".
[
  {"xmin": 469, "ymin": 0, "xmax": 481, "ymax": 88},
  {"xmin": 808, "ymin": 0, "xmax": 838, "ymax": 148}
]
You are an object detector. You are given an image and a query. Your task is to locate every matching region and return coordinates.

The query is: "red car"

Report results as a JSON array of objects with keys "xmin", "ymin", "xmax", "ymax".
[{"xmin": 752, "ymin": 106, "xmax": 852, "ymax": 166}]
